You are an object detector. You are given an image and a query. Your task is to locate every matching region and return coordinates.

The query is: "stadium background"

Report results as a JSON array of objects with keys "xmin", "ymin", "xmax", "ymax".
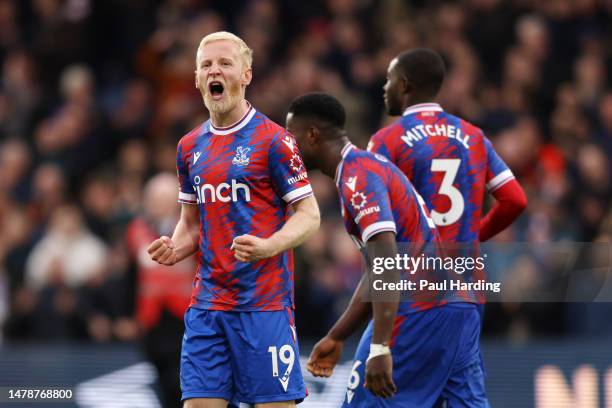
[{"xmin": 0, "ymin": 0, "xmax": 611, "ymax": 407}]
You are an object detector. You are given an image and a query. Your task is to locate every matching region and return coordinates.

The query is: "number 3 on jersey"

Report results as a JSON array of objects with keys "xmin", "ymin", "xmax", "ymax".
[{"xmin": 430, "ymin": 159, "xmax": 464, "ymax": 226}]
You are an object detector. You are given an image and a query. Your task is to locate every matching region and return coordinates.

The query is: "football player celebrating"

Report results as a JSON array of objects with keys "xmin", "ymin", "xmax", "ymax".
[{"xmin": 148, "ymin": 32, "xmax": 320, "ymax": 408}]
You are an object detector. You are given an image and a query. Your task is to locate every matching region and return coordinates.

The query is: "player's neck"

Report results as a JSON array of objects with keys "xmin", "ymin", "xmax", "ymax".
[
  {"xmin": 320, "ymin": 137, "xmax": 349, "ymax": 179},
  {"xmin": 210, "ymin": 99, "xmax": 250, "ymax": 128},
  {"xmin": 403, "ymin": 96, "xmax": 436, "ymax": 112}
]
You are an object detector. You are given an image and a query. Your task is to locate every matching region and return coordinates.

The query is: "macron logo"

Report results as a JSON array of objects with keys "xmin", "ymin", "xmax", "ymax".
[
  {"xmin": 193, "ymin": 152, "xmax": 202, "ymax": 164},
  {"xmin": 346, "ymin": 176, "xmax": 357, "ymax": 192},
  {"xmin": 282, "ymin": 136, "xmax": 295, "ymax": 152}
]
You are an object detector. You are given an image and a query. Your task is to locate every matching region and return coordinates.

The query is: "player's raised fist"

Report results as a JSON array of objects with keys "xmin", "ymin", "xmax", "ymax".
[
  {"xmin": 231, "ymin": 234, "xmax": 276, "ymax": 262},
  {"xmin": 306, "ymin": 336, "xmax": 343, "ymax": 377},
  {"xmin": 147, "ymin": 236, "xmax": 177, "ymax": 266}
]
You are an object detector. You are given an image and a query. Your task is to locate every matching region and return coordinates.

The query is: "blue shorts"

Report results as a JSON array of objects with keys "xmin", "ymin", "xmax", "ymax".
[
  {"xmin": 343, "ymin": 304, "xmax": 489, "ymax": 408},
  {"xmin": 181, "ymin": 307, "xmax": 307, "ymax": 405}
]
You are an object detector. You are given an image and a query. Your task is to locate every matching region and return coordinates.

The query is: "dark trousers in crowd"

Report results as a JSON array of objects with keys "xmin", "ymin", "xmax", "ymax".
[{"xmin": 143, "ymin": 309, "xmax": 184, "ymax": 408}]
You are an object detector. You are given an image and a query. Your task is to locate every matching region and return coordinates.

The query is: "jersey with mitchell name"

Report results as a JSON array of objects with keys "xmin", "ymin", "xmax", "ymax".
[
  {"xmin": 336, "ymin": 143, "xmax": 450, "ymax": 313},
  {"xmin": 368, "ymin": 103, "xmax": 514, "ymax": 242},
  {"xmin": 176, "ymin": 104, "xmax": 313, "ymax": 311}
]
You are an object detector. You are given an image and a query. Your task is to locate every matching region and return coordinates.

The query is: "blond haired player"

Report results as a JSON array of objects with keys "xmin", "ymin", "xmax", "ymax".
[{"xmin": 148, "ymin": 31, "xmax": 320, "ymax": 408}]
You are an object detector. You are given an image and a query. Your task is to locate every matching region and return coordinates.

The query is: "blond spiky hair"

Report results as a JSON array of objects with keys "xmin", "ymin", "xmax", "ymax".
[{"xmin": 197, "ymin": 31, "xmax": 253, "ymax": 68}]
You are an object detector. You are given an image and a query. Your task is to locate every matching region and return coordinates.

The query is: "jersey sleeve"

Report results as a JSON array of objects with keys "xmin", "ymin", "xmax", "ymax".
[
  {"xmin": 340, "ymin": 158, "xmax": 396, "ymax": 243},
  {"xmin": 484, "ymin": 136, "xmax": 515, "ymax": 192},
  {"xmin": 268, "ymin": 131, "xmax": 313, "ymax": 205},
  {"xmin": 176, "ymin": 139, "xmax": 197, "ymax": 204}
]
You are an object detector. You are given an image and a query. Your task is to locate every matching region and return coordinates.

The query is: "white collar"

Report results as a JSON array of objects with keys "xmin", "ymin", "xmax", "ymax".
[
  {"xmin": 210, "ymin": 102, "xmax": 256, "ymax": 135},
  {"xmin": 334, "ymin": 143, "xmax": 354, "ymax": 185},
  {"xmin": 402, "ymin": 102, "xmax": 443, "ymax": 116}
]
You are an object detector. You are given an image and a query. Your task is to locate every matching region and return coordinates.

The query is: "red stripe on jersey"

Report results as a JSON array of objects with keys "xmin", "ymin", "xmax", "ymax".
[
  {"xmin": 389, "ymin": 315, "xmax": 406, "ymax": 348},
  {"xmin": 199, "ymin": 136, "xmax": 241, "ymax": 310}
]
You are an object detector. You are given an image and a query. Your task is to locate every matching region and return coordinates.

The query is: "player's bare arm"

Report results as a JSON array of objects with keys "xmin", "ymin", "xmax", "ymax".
[
  {"xmin": 307, "ymin": 272, "xmax": 371, "ymax": 378},
  {"xmin": 148, "ymin": 204, "xmax": 200, "ymax": 265},
  {"xmin": 308, "ymin": 231, "xmax": 399, "ymax": 396},
  {"xmin": 363, "ymin": 231, "xmax": 399, "ymax": 399},
  {"xmin": 232, "ymin": 195, "xmax": 320, "ymax": 262}
]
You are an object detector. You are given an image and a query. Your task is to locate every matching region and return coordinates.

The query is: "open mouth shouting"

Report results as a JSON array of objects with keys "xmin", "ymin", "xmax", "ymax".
[{"xmin": 208, "ymin": 81, "xmax": 225, "ymax": 101}]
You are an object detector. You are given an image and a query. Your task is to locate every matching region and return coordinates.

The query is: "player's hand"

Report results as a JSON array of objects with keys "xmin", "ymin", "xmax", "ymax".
[
  {"xmin": 306, "ymin": 336, "xmax": 343, "ymax": 377},
  {"xmin": 147, "ymin": 236, "xmax": 177, "ymax": 266},
  {"xmin": 231, "ymin": 234, "xmax": 276, "ymax": 262},
  {"xmin": 365, "ymin": 354, "xmax": 396, "ymax": 399}
]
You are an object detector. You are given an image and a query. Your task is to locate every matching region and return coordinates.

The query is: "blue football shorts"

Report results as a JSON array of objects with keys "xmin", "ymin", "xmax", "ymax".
[
  {"xmin": 342, "ymin": 303, "xmax": 489, "ymax": 408},
  {"xmin": 181, "ymin": 306, "xmax": 307, "ymax": 405}
]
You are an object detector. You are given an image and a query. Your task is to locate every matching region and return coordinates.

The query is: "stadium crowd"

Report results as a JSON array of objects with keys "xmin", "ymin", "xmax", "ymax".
[{"xmin": 0, "ymin": 0, "xmax": 611, "ymax": 350}]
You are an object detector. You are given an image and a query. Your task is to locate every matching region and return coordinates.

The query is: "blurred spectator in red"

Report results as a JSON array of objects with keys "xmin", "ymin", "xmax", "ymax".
[{"xmin": 126, "ymin": 173, "xmax": 194, "ymax": 408}]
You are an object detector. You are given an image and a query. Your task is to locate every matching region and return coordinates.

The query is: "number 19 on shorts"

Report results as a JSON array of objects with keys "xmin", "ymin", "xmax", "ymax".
[{"xmin": 268, "ymin": 345, "xmax": 295, "ymax": 392}]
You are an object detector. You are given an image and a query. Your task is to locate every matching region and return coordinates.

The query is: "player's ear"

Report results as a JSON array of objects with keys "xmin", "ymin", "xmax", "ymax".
[
  {"xmin": 242, "ymin": 66, "xmax": 252, "ymax": 86},
  {"xmin": 402, "ymin": 75, "xmax": 413, "ymax": 95},
  {"xmin": 307, "ymin": 126, "xmax": 320, "ymax": 146},
  {"xmin": 195, "ymin": 71, "xmax": 199, "ymax": 89}
]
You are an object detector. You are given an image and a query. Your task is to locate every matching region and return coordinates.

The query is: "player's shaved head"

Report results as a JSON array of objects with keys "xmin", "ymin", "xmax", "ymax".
[
  {"xmin": 384, "ymin": 48, "xmax": 445, "ymax": 115},
  {"xmin": 395, "ymin": 48, "xmax": 445, "ymax": 97},
  {"xmin": 287, "ymin": 92, "xmax": 346, "ymax": 131},
  {"xmin": 286, "ymin": 92, "xmax": 349, "ymax": 173}
]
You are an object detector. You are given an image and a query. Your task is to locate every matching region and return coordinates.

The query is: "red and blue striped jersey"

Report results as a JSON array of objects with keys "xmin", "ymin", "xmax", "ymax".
[
  {"xmin": 336, "ymin": 143, "xmax": 437, "ymax": 247},
  {"xmin": 336, "ymin": 143, "xmax": 452, "ymax": 313},
  {"xmin": 176, "ymin": 104, "xmax": 313, "ymax": 311},
  {"xmin": 368, "ymin": 103, "xmax": 514, "ymax": 242}
]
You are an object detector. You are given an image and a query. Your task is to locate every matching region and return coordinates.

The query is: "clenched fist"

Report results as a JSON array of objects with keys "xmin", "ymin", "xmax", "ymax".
[
  {"xmin": 147, "ymin": 236, "xmax": 178, "ymax": 265},
  {"xmin": 231, "ymin": 234, "xmax": 276, "ymax": 262}
]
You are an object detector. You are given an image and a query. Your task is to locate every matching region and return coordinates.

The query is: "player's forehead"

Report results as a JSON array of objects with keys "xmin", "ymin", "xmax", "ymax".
[
  {"xmin": 286, "ymin": 112, "xmax": 310, "ymax": 129},
  {"xmin": 285, "ymin": 113, "xmax": 304, "ymax": 134},
  {"xmin": 197, "ymin": 39, "xmax": 241, "ymax": 63}
]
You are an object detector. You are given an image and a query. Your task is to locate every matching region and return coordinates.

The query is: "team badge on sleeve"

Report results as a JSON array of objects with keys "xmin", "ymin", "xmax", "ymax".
[
  {"xmin": 350, "ymin": 191, "xmax": 367, "ymax": 210},
  {"xmin": 289, "ymin": 154, "xmax": 304, "ymax": 173}
]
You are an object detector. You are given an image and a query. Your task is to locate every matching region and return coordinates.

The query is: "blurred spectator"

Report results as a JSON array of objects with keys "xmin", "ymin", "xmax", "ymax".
[
  {"xmin": 570, "ymin": 143, "xmax": 611, "ymax": 240},
  {"xmin": 126, "ymin": 173, "xmax": 194, "ymax": 408},
  {"xmin": 1, "ymin": 49, "xmax": 41, "ymax": 138},
  {"xmin": 80, "ymin": 171, "xmax": 121, "ymax": 241},
  {"xmin": 29, "ymin": 163, "xmax": 67, "ymax": 225},
  {"xmin": 25, "ymin": 204, "xmax": 107, "ymax": 289},
  {"xmin": 108, "ymin": 79, "xmax": 154, "ymax": 141},
  {"xmin": 0, "ymin": 139, "xmax": 32, "ymax": 203},
  {"xmin": 594, "ymin": 92, "xmax": 612, "ymax": 156}
]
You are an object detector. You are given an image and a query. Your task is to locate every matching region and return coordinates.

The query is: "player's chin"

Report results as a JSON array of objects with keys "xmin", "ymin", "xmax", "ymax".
[
  {"xmin": 384, "ymin": 99, "xmax": 400, "ymax": 116},
  {"xmin": 204, "ymin": 96, "xmax": 230, "ymax": 114}
]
